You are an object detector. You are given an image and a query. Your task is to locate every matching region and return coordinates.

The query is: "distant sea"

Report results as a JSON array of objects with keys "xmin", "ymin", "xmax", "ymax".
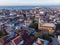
[{"xmin": 0, "ymin": 6, "xmax": 60, "ymax": 10}]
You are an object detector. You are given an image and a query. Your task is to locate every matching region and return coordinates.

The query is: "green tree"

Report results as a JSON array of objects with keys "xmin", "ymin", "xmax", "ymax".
[
  {"xmin": 29, "ymin": 23, "xmax": 38, "ymax": 29},
  {"xmin": 34, "ymin": 32, "xmax": 41, "ymax": 38},
  {"xmin": 0, "ymin": 30, "xmax": 8, "ymax": 38},
  {"xmin": 56, "ymin": 24, "xmax": 60, "ymax": 29},
  {"xmin": 41, "ymin": 34, "xmax": 52, "ymax": 42}
]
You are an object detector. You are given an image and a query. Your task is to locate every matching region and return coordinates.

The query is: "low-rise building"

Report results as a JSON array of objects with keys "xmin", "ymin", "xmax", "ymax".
[
  {"xmin": 11, "ymin": 36, "xmax": 24, "ymax": 45},
  {"xmin": 58, "ymin": 35, "xmax": 60, "ymax": 45},
  {"xmin": 33, "ymin": 38, "xmax": 49, "ymax": 45}
]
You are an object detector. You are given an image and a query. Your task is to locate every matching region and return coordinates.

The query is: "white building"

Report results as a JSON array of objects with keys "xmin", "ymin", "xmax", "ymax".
[
  {"xmin": 58, "ymin": 35, "xmax": 60, "ymax": 44},
  {"xmin": 33, "ymin": 38, "xmax": 49, "ymax": 45}
]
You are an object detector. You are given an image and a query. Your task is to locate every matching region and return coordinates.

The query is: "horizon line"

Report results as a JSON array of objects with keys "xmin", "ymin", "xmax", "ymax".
[{"xmin": 0, "ymin": 5, "xmax": 60, "ymax": 6}]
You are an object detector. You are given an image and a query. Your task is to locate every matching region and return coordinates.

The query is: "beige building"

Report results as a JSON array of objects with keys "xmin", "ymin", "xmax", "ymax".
[
  {"xmin": 38, "ymin": 18, "xmax": 56, "ymax": 34},
  {"xmin": 57, "ymin": 21, "xmax": 60, "ymax": 24}
]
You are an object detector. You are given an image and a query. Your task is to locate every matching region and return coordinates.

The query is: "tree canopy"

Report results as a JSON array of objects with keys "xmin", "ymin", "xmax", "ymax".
[
  {"xmin": 29, "ymin": 23, "xmax": 38, "ymax": 29},
  {"xmin": 56, "ymin": 24, "xmax": 60, "ymax": 29}
]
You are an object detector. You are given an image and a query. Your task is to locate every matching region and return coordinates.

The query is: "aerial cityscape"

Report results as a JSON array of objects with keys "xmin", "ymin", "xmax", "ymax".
[{"xmin": 0, "ymin": 6, "xmax": 60, "ymax": 45}]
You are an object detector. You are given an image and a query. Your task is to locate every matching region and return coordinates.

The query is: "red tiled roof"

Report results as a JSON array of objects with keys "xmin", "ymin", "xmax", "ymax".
[
  {"xmin": 48, "ymin": 43, "xmax": 53, "ymax": 45},
  {"xmin": 12, "ymin": 36, "xmax": 22, "ymax": 45},
  {"xmin": 15, "ymin": 30, "xmax": 22, "ymax": 34},
  {"xmin": 0, "ymin": 39, "xmax": 3, "ymax": 43}
]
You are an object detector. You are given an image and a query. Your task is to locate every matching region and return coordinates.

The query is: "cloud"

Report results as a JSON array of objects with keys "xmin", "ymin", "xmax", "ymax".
[{"xmin": 0, "ymin": 0, "xmax": 60, "ymax": 6}]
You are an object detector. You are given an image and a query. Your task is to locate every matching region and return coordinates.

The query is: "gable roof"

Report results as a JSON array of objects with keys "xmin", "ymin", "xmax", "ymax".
[{"xmin": 12, "ymin": 36, "xmax": 22, "ymax": 45}]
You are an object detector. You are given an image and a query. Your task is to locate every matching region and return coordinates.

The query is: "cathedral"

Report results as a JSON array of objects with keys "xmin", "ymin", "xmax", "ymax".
[{"xmin": 38, "ymin": 18, "xmax": 56, "ymax": 34}]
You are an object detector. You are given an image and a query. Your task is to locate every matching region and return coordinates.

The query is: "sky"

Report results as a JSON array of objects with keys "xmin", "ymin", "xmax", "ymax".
[{"xmin": 0, "ymin": 0, "xmax": 60, "ymax": 6}]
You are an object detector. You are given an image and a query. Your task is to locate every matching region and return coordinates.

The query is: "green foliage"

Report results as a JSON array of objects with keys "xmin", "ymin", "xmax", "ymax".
[
  {"xmin": 56, "ymin": 24, "xmax": 60, "ymax": 29},
  {"xmin": 0, "ymin": 30, "xmax": 8, "ymax": 38},
  {"xmin": 29, "ymin": 23, "xmax": 38, "ymax": 29},
  {"xmin": 34, "ymin": 32, "xmax": 41, "ymax": 38},
  {"xmin": 41, "ymin": 34, "xmax": 52, "ymax": 42}
]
